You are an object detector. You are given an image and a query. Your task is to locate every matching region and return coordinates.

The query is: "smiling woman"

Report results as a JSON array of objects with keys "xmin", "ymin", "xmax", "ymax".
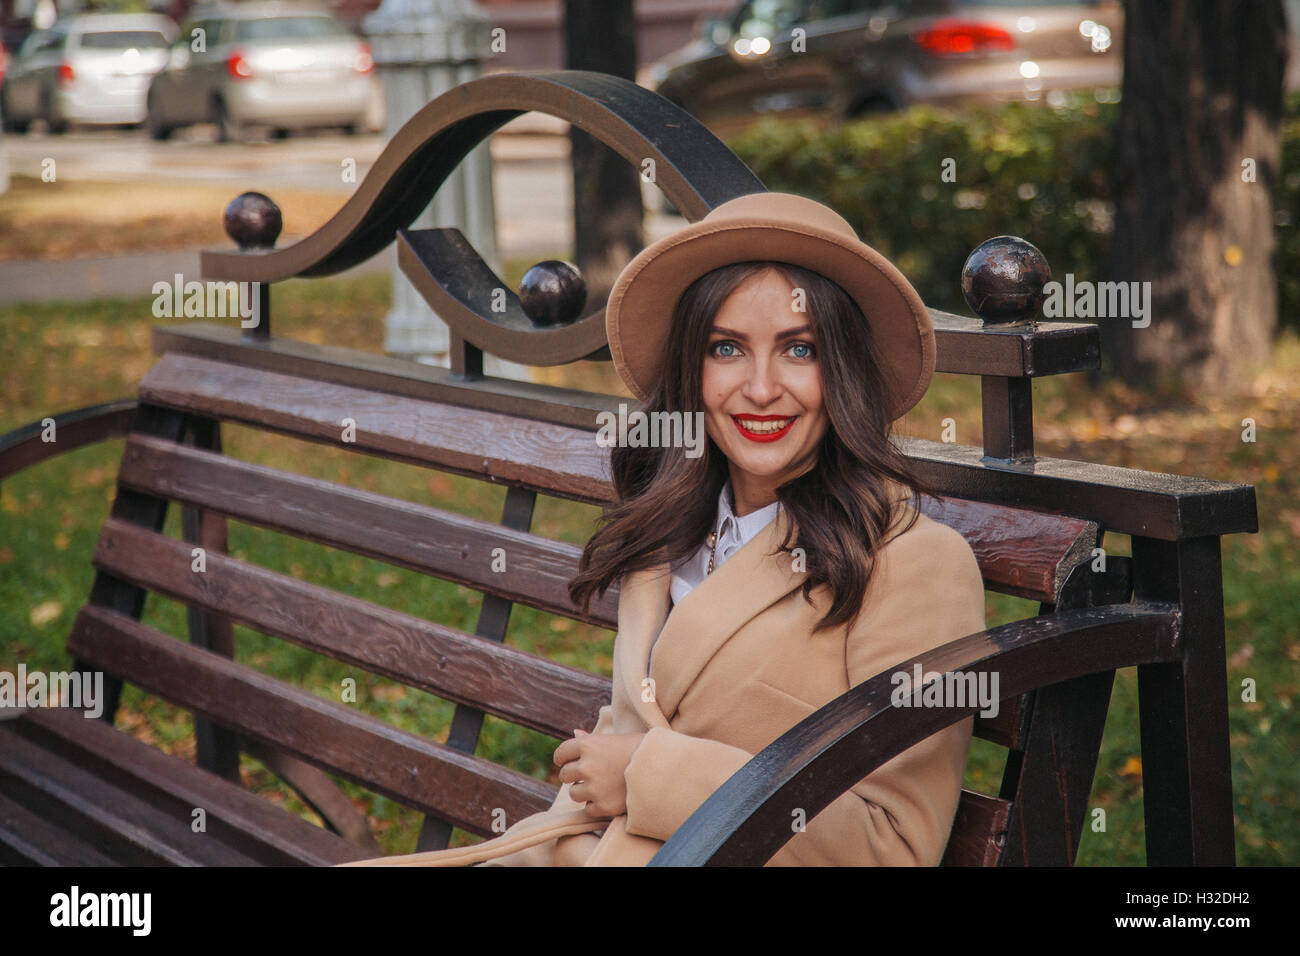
[{"xmin": 337, "ymin": 192, "xmax": 987, "ymax": 868}]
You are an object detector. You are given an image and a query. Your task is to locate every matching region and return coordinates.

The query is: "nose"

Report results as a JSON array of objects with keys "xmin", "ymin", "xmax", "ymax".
[{"xmin": 741, "ymin": 353, "xmax": 782, "ymax": 406}]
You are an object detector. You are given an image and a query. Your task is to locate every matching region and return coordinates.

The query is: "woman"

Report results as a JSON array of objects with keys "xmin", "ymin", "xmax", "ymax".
[{"xmin": 339, "ymin": 192, "xmax": 987, "ymax": 867}]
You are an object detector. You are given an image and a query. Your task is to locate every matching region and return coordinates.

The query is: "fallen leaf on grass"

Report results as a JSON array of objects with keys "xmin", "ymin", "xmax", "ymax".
[
  {"xmin": 1228, "ymin": 643, "xmax": 1255, "ymax": 668},
  {"xmin": 1118, "ymin": 755, "xmax": 1142, "ymax": 780},
  {"xmin": 29, "ymin": 600, "xmax": 62, "ymax": 627}
]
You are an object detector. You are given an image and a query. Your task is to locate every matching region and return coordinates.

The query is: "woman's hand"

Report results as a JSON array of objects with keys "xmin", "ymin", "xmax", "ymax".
[{"xmin": 554, "ymin": 729, "xmax": 646, "ymax": 819}]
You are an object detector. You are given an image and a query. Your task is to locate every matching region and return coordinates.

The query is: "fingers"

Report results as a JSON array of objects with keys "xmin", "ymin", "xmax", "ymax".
[
  {"xmin": 553, "ymin": 729, "xmax": 589, "ymax": 767},
  {"xmin": 553, "ymin": 736, "xmax": 579, "ymax": 767},
  {"xmin": 557, "ymin": 760, "xmax": 581, "ymax": 787}
]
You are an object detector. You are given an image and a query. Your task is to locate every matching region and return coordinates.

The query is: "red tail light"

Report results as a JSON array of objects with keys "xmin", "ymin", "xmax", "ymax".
[
  {"xmin": 354, "ymin": 42, "xmax": 374, "ymax": 74},
  {"xmin": 226, "ymin": 49, "xmax": 253, "ymax": 79},
  {"xmin": 914, "ymin": 19, "xmax": 1015, "ymax": 56},
  {"xmin": 57, "ymin": 61, "xmax": 75, "ymax": 87}
]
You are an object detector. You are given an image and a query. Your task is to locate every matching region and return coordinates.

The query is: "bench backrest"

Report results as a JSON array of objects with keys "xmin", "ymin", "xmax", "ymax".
[{"xmin": 69, "ymin": 345, "xmax": 1111, "ymax": 865}]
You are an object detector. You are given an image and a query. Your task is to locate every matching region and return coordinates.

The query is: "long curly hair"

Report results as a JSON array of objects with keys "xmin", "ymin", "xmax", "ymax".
[{"xmin": 568, "ymin": 260, "xmax": 939, "ymax": 633}]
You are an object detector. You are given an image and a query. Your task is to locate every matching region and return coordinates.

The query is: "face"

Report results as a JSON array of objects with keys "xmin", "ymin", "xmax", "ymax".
[{"xmin": 701, "ymin": 267, "xmax": 830, "ymax": 510}]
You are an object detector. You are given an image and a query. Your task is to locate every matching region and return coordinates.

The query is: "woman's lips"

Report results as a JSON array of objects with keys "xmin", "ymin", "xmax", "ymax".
[{"xmin": 732, "ymin": 415, "xmax": 797, "ymax": 442}]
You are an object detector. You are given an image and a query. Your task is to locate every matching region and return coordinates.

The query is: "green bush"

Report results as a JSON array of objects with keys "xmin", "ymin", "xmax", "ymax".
[{"xmin": 727, "ymin": 93, "xmax": 1299, "ymax": 331}]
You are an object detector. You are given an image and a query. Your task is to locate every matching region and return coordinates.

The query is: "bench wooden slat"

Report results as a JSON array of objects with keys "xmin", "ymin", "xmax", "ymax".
[
  {"xmin": 134, "ymin": 354, "xmax": 1097, "ymax": 603},
  {"xmin": 973, "ymin": 696, "xmax": 1027, "ymax": 750},
  {"xmin": 0, "ymin": 723, "xmax": 260, "ymax": 865},
  {"xmin": 138, "ymin": 352, "xmax": 612, "ymax": 503},
  {"xmin": 116, "ymin": 431, "xmax": 618, "ymax": 628},
  {"xmin": 118, "ymin": 430, "xmax": 1091, "ymax": 614},
  {"xmin": 0, "ymin": 787, "xmax": 120, "ymax": 867},
  {"xmin": 92, "ymin": 489, "xmax": 1026, "ymax": 748},
  {"xmin": 941, "ymin": 789, "xmax": 1011, "ymax": 866},
  {"xmin": 67, "ymin": 605, "xmax": 559, "ymax": 837},
  {"xmin": 12, "ymin": 706, "xmax": 368, "ymax": 866},
  {"xmin": 90, "ymin": 509, "xmax": 1025, "ymax": 753},
  {"xmin": 920, "ymin": 496, "xmax": 1098, "ymax": 602},
  {"xmin": 92, "ymin": 517, "xmax": 612, "ymax": 740}
]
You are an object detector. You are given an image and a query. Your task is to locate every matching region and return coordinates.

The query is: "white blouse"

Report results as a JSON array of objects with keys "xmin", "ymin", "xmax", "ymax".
[{"xmin": 668, "ymin": 481, "xmax": 782, "ymax": 608}]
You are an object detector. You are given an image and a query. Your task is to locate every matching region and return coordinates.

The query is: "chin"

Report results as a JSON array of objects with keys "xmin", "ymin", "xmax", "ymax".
[{"xmin": 726, "ymin": 450, "xmax": 807, "ymax": 479}]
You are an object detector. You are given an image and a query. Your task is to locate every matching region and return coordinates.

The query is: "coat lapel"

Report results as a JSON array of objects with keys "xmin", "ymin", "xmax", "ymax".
[
  {"xmin": 612, "ymin": 562, "xmax": 675, "ymax": 730},
  {"xmin": 646, "ymin": 506, "xmax": 807, "ymax": 722},
  {"xmin": 612, "ymin": 482, "xmax": 913, "ymax": 727}
]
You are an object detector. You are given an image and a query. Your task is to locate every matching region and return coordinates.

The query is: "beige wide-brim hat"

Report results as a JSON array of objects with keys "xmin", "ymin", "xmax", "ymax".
[{"xmin": 604, "ymin": 191, "xmax": 935, "ymax": 422}]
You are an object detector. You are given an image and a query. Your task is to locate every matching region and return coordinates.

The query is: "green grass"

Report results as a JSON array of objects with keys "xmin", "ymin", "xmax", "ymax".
[{"xmin": 2, "ymin": 274, "xmax": 1295, "ymax": 863}]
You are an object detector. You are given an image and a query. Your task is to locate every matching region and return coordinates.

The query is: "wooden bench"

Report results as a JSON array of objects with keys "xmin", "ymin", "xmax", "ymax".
[{"xmin": 0, "ymin": 71, "xmax": 1257, "ymax": 867}]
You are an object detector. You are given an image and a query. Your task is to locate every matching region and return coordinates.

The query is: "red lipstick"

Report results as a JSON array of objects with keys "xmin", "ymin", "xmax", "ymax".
[{"xmin": 732, "ymin": 414, "xmax": 797, "ymax": 443}]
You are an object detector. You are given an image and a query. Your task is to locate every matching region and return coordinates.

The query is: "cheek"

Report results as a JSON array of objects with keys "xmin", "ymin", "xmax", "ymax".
[
  {"xmin": 795, "ymin": 368, "xmax": 826, "ymax": 417},
  {"xmin": 700, "ymin": 363, "xmax": 735, "ymax": 413}
]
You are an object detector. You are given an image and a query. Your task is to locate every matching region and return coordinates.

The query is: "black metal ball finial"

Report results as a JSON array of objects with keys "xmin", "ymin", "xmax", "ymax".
[
  {"xmin": 961, "ymin": 236, "xmax": 1052, "ymax": 325},
  {"xmin": 224, "ymin": 192, "xmax": 283, "ymax": 251},
  {"xmin": 519, "ymin": 260, "xmax": 587, "ymax": 327}
]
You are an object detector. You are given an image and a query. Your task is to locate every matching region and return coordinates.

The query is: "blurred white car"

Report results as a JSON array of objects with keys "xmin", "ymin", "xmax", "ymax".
[
  {"xmin": 1, "ymin": 13, "xmax": 177, "ymax": 132},
  {"xmin": 145, "ymin": 2, "xmax": 381, "ymax": 142}
]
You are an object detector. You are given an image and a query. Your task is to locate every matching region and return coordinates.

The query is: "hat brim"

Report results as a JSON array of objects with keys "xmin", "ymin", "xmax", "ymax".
[{"xmin": 605, "ymin": 214, "xmax": 935, "ymax": 422}]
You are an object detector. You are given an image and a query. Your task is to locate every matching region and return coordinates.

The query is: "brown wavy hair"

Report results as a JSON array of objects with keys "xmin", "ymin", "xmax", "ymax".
[{"xmin": 568, "ymin": 260, "xmax": 939, "ymax": 633}]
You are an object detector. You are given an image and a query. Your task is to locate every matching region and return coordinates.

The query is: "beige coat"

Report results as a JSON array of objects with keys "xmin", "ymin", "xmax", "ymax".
[{"xmin": 338, "ymin": 500, "xmax": 986, "ymax": 867}]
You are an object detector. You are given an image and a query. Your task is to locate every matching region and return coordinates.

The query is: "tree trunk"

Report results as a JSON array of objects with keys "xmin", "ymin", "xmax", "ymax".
[
  {"xmin": 1103, "ymin": 0, "xmax": 1287, "ymax": 394},
  {"xmin": 564, "ymin": 0, "xmax": 644, "ymax": 310}
]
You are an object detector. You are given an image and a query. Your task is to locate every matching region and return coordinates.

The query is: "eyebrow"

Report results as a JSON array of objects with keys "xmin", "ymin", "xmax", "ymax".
[{"xmin": 709, "ymin": 325, "xmax": 812, "ymax": 341}]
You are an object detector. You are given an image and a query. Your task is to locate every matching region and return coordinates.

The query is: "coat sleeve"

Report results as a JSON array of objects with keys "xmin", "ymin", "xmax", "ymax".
[
  {"xmin": 621, "ymin": 519, "xmax": 986, "ymax": 865},
  {"xmin": 474, "ymin": 702, "xmax": 617, "ymax": 867}
]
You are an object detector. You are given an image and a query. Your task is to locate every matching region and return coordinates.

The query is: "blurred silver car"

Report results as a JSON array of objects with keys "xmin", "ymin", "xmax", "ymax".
[
  {"xmin": 145, "ymin": 3, "xmax": 380, "ymax": 141},
  {"xmin": 651, "ymin": 0, "xmax": 1125, "ymax": 131},
  {"xmin": 1, "ymin": 14, "xmax": 177, "ymax": 132}
]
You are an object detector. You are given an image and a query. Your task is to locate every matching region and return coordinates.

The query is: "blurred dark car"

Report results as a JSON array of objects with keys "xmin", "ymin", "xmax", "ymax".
[
  {"xmin": 145, "ymin": 1, "xmax": 382, "ymax": 142},
  {"xmin": 649, "ymin": 0, "xmax": 1124, "ymax": 128},
  {"xmin": 1, "ymin": 14, "xmax": 177, "ymax": 132}
]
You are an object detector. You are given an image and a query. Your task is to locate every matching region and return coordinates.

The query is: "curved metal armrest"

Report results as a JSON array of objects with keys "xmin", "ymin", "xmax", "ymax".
[
  {"xmin": 649, "ymin": 601, "xmax": 1181, "ymax": 866},
  {"xmin": 0, "ymin": 400, "xmax": 137, "ymax": 483}
]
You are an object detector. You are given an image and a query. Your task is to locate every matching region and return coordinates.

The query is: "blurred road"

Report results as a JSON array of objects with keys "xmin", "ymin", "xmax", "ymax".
[{"xmin": 3, "ymin": 123, "xmax": 678, "ymax": 258}]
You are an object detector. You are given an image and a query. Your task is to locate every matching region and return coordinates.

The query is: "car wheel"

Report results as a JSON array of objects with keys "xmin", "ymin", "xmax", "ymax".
[
  {"xmin": 213, "ymin": 98, "xmax": 242, "ymax": 143},
  {"xmin": 146, "ymin": 96, "xmax": 173, "ymax": 141},
  {"xmin": 43, "ymin": 90, "xmax": 67, "ymax": 134},
  {"xmin": 1, "ymin": 91, "xmax": 30, "ymax": 133}
]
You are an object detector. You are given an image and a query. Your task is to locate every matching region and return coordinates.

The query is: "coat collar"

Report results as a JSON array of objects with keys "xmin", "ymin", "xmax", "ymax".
[{"xmin": 615, "ymin": 506, "xmax": 808, "ymax": 725}]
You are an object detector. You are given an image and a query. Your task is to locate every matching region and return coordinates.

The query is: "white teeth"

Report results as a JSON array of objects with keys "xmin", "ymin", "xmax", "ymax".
[{"xmin": 737, "ymin": 417, "xmax": 794, "ymax": 434}]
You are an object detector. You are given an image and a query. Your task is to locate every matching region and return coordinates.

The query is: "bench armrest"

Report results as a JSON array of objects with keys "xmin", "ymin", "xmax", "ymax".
[
  {"xmin": 0, "ymin": 400, "xmax": 137, "ymax": 483},
  {"xmin": 649, "ymin": 601, "xmax": 1181, "ymax": 866}
]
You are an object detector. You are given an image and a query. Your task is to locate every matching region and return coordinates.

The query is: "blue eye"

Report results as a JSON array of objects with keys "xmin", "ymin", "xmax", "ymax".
[
  {"xmin": 790, "ymin": 342, "xmax": 815, "ymax": 359},
  {"xmin": 711, "ymin": 341, "xmax": 739, "ymax": 358}
]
